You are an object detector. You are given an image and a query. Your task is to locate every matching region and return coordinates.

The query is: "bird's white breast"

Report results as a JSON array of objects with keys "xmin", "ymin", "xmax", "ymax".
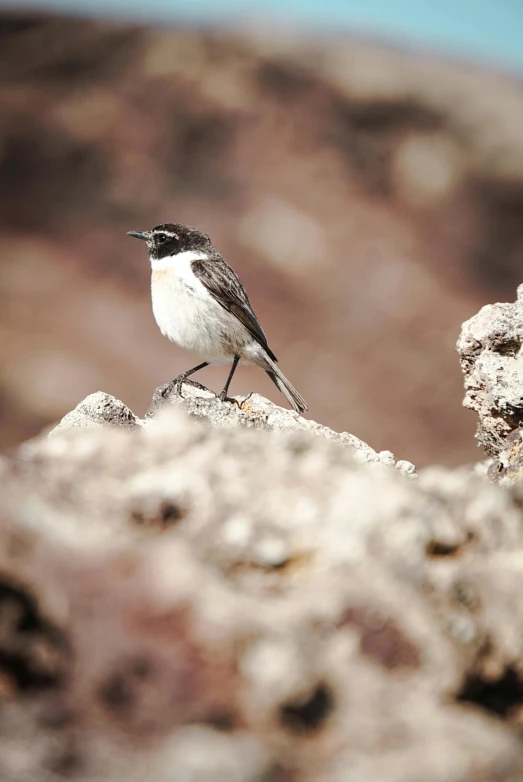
[{"xmin": 150, "ymin": 250, "xmax": 250, "ymax": 362}]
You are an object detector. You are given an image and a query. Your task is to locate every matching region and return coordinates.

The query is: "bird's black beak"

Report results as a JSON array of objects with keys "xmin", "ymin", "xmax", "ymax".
[{"xmin": 127, "ymin": 230, "xmax": 149, "ymax": 241}]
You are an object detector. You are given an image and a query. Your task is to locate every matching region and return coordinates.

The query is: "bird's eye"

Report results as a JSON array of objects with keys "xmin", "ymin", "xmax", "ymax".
[{"xmin": 156, "ymin": 233, "xmax": 168, "ymax": 244}]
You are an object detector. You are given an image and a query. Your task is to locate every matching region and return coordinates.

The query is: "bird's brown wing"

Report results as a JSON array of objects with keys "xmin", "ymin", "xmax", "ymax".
[{"xmin": 191, "ymin": 257, "xmax": 277, "ymax": 362}]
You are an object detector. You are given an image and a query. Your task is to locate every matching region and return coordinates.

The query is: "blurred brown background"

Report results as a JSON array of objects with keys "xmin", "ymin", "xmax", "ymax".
[{"xmin": 1, "ymin": 11, "xmax": 523, "ymax": 465}]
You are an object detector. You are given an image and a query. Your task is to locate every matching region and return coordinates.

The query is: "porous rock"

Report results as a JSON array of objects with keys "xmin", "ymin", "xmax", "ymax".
[
  {"xmin": 1, "ymin": 381, "xmax": 523, "ymax": 781},
  {"xmin": 457, "ymin": 285, "xmax": 523, "ymax": 456},
  {"xmin": 51, "ymin": 391, "xmax": 140, "ymax": 434},
  {"xmin": 487, "ymin": 427, "xmax": 523, "ymax": 485}
]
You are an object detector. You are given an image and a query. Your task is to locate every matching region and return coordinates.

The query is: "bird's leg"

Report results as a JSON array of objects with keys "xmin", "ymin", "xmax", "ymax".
[
  {"xmin": 171, "ymin": 361, "xmax": 209, "ymax": 392},
  {"xmin": 219, "ymin": 356, "xmax": 240, "ymax": 402},
  {"xmin": 159, "ymin": 362, "xmax": 209, "ymax": 404},
  {"xmin": 176, "ymin": 362, "xmax": 210, "ymax": 381}
]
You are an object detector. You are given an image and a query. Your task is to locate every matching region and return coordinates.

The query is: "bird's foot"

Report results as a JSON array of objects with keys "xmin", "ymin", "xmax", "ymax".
[
  {"xmin": 161, "ymin": 375, "xmax": 193, "ymax": 399},
  {"xmin": 169, "ymin": 376, "xmax": 208, "ymax": 398},
  {"xmin": 218, "ymin": 391, "xmax": 241, "ymax": 407},
  {"xmin": 160, "ymin": 375, "xmax": 184, "ymax": 399},
  {"xmin": 219, "ymin": 389, "xmax": 237, "ymax": 404},
  {"xmin": 171, "ymin": 373, "xmax": 187, "ymax": 393},
  {"xmin": 184, "ymin": 378, "xmax": 208, "ymax": 392}
]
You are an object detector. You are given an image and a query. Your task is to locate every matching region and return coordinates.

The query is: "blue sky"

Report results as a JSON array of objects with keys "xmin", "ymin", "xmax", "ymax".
[{"xmin": 6, "ymin": 0, "xmax": 523, "ymax": 74}]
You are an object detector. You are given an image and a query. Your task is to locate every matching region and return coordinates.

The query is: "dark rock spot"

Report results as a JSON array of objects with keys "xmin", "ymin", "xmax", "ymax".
[
  {"xmin": 130, "ymin": 500, "xmax": 186, "ymax": 530},
  {"xmin": 39, "ymin": 702, "xmax": 75, "ymax": 730},
  {"xmin": 99, "ymin": 671, "xmax": 134, "ymax": 713},
  {"xmin": 336, "ymin": 99, "xmax": 443, "ymax": 135},
  {"xmin": 130, "ymin": 657, "xmax": 152, "ymax": 680},
  {"xmin": 339, "ymin": 606, "xmax": 420, "ymax": 670},
  {"xmin": 47, "ymin": 745, "xmax": 83, "ymax": 777},
  {"xmin": 452, "ymin": 580, "xmax": 481, "ymax": 611},
  {"xmin": 204, "ymin": 710, "xmax": 237, "ymax": 731},
  {"xmin": 290, "ymin": 439, "xmax": 311, "ymax": 456},
  {"xmin": 256, "ymin": 60, "xmax": 315, "ymax": 99},
  {"xmin": 159, "ymin": 502, "xmax": 185, "ymax": 524},
  {"xmin": 261, "ymin": 764, "xmax": 294, "ymax": 782},
  {"xmin": 457, "ymin": 665, "xmax": 523, "ymax": 719},
  {"xmin": 99, "ymin": 656, "xmax": 157, "ymax": 714},
  {"xmin": 426, "ymin": 539, "xmax": 464, "ymax": 558},
  {"xmin": 491, "ymin": 337, "xmax": 521, "ymax": 356},
  {"xmin": 280, "ymin": 683, "xmax": 334, "ymax": 733},
  {"xmin": 0, "ymin": 580, "xmax": 69, "ymax": 692}
]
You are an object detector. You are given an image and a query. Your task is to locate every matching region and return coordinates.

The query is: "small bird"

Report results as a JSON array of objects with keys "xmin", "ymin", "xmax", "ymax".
[{"xmin": 128, "ymin": 223, "xmax": 308, "ymax": 413}]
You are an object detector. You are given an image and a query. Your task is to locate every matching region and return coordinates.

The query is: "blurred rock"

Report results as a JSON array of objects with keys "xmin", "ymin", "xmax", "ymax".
[
  {"xmin": 391, "ymin": 133, "xmax": 463, "ymax": 208},
  {"xmin": 1, "ymin": 369, "xmax": 523, "ymax": 779},
  {"xmin": 239, "ymin": 198, "xmax": 326, "ymax": 275}
]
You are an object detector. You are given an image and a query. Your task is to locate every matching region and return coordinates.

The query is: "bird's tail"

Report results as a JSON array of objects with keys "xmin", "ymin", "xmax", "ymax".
[{"xmin": 263, "ymin": 355, "xmax": 308, "ymax": 414}]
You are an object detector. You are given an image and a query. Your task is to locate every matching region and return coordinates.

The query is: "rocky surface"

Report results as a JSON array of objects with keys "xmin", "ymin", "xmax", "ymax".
[
  {"xmin": 51, "ymin": 391, "xmax": 140, "ymax": 433},
  {"xmin": 68, "ymin": 381, "xmax": 415, "ymax": 473},
  {"xmin": 458, "ymin": 284, "xmax": 523, "ymax": 457},
  {"xmin": 2, "ymin": 374, "xmax": 523, "ymax": 780},
  {"xmin": 488, "ymin": 427, "xmax": 523, "ymax": 486}
]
